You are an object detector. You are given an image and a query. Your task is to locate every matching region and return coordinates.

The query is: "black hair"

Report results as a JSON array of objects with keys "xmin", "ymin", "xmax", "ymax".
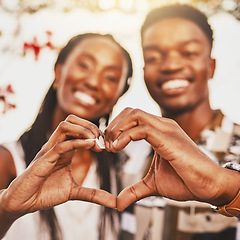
[
  {"xmin": 141, "ymin": 4, "xmax": 213, "ymax": 48},
  {"xmin": 19, "ymin": 33, "xmax": 133, "ymax": 240}
]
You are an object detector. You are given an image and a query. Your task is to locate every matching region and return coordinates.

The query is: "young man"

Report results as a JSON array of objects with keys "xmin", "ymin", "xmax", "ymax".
[{"xmin": 132, "ymin": 3, "xmax": 240, "ymax": 240}]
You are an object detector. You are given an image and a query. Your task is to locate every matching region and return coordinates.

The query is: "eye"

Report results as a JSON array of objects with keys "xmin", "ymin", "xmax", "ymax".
[
  {"xmin": 145, "ymin": 56, "xmax": 158, "ymax": 64},
  {"xmin": 105, "ymin": 75, "xmax": 118, "ymax": 83},
  {"xmin": 78, "ymin": 61, "xmax": 90, "ymax": 70},
  {"xmin": 144, "ymin": 52, "xmax": 163, "ymax": 64},
  {"xmin": 182, "ymin": 51, "xmax": 198, "ymax": 57}
]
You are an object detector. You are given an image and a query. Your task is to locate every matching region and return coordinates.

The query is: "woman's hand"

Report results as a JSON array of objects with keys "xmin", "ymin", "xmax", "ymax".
[
  {"xmin": 0, "ymin": 115, "xmax": 116, "ymax": 226},
  {"xmin": 105, "ymin": 108, "xmax": 239, "ymax": 211}
]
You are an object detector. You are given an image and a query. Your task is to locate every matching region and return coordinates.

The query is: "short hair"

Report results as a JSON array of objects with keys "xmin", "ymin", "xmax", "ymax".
[{"xmin": 141, "ymin": 4, "xmax": 213, "ymax": 48}]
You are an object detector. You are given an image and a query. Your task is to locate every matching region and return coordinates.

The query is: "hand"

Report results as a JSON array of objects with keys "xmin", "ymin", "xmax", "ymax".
[
  {"xmin": 0, "ymin": 115, "xmax": 116, "ymax": 221},
  {"xmin": 105, "ymin": 108, "xmax": 234, "ymax": 211}
]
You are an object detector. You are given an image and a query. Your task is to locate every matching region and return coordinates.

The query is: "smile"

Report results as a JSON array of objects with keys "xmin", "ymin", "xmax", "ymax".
[
  {"xmin": 162, "ymin": 79, "xmax": 190, "ymax": 91},
  {"xmin": 74, "ymin": 91, "xmax": 97, "ymax": 106}
]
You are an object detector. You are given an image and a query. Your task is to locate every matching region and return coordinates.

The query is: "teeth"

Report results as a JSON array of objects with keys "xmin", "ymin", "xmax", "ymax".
[
  {"xmin": 162, "ymin": 79, "xmax": 189, "ymax": 90},
  {"xmin": 74, "ymin": 92, "xmax": 96, "ymax": 105}
]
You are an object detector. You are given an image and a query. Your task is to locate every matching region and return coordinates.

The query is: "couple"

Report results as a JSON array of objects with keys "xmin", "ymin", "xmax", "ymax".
[{"xmin": 1, "ymin": 4, "xmax": 240, "ymax": 240}]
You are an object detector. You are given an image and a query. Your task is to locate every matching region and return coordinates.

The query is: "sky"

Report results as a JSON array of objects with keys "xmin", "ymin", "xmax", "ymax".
[{"xmin": 0, "ymin": 6, "xmax": 240, "ymax": 143}]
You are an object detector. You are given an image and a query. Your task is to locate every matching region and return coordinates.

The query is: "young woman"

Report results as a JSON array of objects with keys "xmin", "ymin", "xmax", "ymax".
[{"xmin": 0, "ymin": 33, "xmax": 133, "ymax": 240}]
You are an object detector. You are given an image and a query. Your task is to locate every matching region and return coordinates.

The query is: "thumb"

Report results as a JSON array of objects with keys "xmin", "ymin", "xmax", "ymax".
[
  {"xmin": 117, "ymin": 179, "xmax": 155, "ymax": 212},
  {"xmin": 70, "ymin": 186, "xmax": 117, "ymax": 209}
]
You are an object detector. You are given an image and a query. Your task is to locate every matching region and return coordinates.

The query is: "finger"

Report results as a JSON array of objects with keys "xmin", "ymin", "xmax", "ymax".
[
  {"xmin": 108, "ymin": 123, "xmax": 166, "ymax": 153},
  {"xmin": 70, "ymin": 186, "xmax": 117, "ymax": 209},
  {"xmin": 65, "ymin": 114, "xmax": 102, "ymax": 137},
  {"xmin": 117, "ymin": 154, "xmax": 157, "ymax": 211},
  {"xmin": 105, "ymin": 107, "xmax": 133, "ymax": 134},
  {"xmin": 43, "ymin": 120, "xmax": 100, "ymax": 152},
  {"xmin": 105, "ymin": 109, "xmax": 161, "ymax": 150},
  {"xmin": 109, "ymin": 115, "xmax": 192, "ymax": 162},
  {"xmin": 66, "ymin": 115, "xmax": 106, "ymax": 152},
  {"xmin": 105, "ymin": 108, "xmax": 133, "ymax": 149},
  {"xmin": 109, "ymin": 125, "xmax": 152, "ymax": 152},
  {"xmin": 31, "ymin": 139, "xmax": 96, "ymax": 175},
  {"xmin": 117, "ymin": 179, "xmax": 155, "ymax": 212}
]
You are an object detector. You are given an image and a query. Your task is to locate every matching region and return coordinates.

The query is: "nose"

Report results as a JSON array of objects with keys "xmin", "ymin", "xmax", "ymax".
[
  {"xmin": 160, "ymin": 52, "xmax": 183, "ymax": 73},
  {"xmin": 85, "ymin": 72, "xmax": 100, "ymax": 90}
]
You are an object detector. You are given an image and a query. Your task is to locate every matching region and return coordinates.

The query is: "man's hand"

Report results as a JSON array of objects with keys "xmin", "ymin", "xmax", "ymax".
[{"xmin": 105, "ymin": 108, "xmax": 240, "ymax": 211}]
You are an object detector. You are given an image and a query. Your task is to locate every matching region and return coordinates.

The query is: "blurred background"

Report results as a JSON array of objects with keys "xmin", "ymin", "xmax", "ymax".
[{"xmin": 0, "ymin": 0, "xmax": 240, "ymax": 143}]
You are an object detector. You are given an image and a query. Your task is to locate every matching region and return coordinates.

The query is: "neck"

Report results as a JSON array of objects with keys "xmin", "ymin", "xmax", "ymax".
[
  {"xmin": 51, "ymin": 105, "xmax": 69, "ymax": 133},
  {"xmin": 162, "ymin": 100, "xmax": 214, "ymax": 141}
]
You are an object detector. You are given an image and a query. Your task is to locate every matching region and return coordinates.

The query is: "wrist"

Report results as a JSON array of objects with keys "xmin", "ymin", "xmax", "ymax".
[
  {"xmin": 0, "ymin": 189, "xmax": 21, "ymax": 222},
  {"xmin": 0, "ymin": 189, "xmax": 19, "ymax": 238},
  {"xmin": 212, "ymin": 162, "xmax": 240, "ymax": 218},
  {"xmin": 213, "ymin": 189, "xmax": 240, "ymax": 218}
]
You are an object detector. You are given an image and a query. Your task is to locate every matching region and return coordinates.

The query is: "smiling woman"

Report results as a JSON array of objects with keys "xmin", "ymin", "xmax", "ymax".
[
  {"xmin": 54, "ymin": 35, "xmax": 129, "ymax": 122},
  {"xmin": 0, "ymin": 33, "xmax": 133, "ymax": 240}
]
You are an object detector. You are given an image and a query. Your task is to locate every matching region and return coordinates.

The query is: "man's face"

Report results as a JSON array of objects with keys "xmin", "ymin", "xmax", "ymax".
[{"xmin": 142, "ymin": 17, "xmax": 215, "ymax": 115}]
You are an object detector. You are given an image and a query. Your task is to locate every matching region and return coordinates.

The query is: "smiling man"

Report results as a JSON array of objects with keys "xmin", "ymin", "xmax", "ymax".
[{"xmin": 131, "ymin": 4, "xmax": 240, "ymax": 240}]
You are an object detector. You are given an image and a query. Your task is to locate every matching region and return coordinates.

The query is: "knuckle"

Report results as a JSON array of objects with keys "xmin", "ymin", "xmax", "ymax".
[
  {"xmin": 129, "ymin": 186, "xmax": 138, "ymax": 198},
  {"xmin": 90, "ymin": 189, "xmax": 97, "ymax": 202},
  {"xmin": 66, "ymin": 114, "xmax": 76, "ymax": 122},
  {"xmin": 130, "ymin": 108, "xmax": 144, "ymax": 121},
  {"xmin": 141, "ymin": 124, "xmax": 150, "ymax": 131},
  {"xmin": 88, "ymin": 123, "xmax": 98, "ymax": 133},
  {"xmin": 52, "ymin": 142, "xmax": 62, "ymax": 153},
  {"xmin": 163, "ymin": 117, "xmax": 177, "ymax": 125},
  {"xmin": 131, "ymin": 108, "xmax": 142, "ymax": 115},
  {"xmin": 123, "ymin": 107, "xmax": 133, "ymax": 112},
  {"xmin": 58, "ymin": 121, "xmax": 68, "ymax": 131},
  {"xmin": 81, "ymin": 127, "xmax": 91, "ymax": 136}
]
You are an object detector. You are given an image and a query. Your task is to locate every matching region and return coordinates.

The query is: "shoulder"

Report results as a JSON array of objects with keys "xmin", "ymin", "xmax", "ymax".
[
  {"xmin": 0, "ymin": 144, "xmax": 14, "ymax": 164},
  {"xmin": 0, "ymin": 144, "xmax": 17, "ymax": 189}
]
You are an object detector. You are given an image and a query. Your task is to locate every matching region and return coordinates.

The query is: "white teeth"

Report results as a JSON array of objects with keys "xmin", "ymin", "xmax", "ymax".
[
  {"xmin": 162, "ymin": 79, "xmax": 189, "ymax": 90},
  {"xmin": 74, "ymin": 92, "xmax": 96, "ymax": 105}
]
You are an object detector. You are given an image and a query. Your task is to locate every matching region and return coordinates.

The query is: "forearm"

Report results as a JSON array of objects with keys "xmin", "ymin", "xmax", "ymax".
[
  {"xmin": 170, "ymin": 147, "xmax": 240, "ymax": 206},
  {"xmin": 0, "ymin": 189, "xmax": 19, "ymax": 239}
]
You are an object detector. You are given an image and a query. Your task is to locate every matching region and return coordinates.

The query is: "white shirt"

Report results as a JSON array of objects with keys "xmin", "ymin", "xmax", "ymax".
[{"xmin": 2, "ymin": 141, "xmax": 105, "ymax": 240}]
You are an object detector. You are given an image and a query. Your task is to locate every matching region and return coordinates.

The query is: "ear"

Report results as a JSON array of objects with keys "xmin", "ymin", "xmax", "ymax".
[
  {"xmin": 208, "ymin": 58, "xmax": 216, "ymax": 80},
  {"xmin": 53, "ymin": 64, "xmax": 62, "ymax": 89}
]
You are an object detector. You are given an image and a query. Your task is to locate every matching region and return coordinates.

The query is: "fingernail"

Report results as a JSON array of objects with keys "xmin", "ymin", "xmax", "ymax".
[
  {"xmin": 113, "ymin": 139, "xmax": 118, "ymax": 147},
  {"xmin": 85, "ymin": 139, "xmax": 95, "ymax": 142},
  {"xmin": 96, "ymin": 136, "xmax": 105, "ymax": 149}
]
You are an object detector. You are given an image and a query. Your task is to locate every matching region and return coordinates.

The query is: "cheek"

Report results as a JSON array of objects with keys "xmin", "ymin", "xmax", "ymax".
[
  {"xmin": 193, "ymin": 58, "xmax": 212, "ymax": 77},
  {"xmin": 144, "ymin": 65, "xmax": 157, "ymax": 82},
  {"xmin": 194, "ymin": 65, "xmax": 210, "ymax": 88},
  {"xmin": 100, "ymin": 83, "xmax": 123, "ymax": 113},
  {"xmin": 102, "ymin": 84, "xmax": 121, "ymax": 103},
  {"xmin": 144, "ymin": 71, "xmax": 158, "ymax": 96}
]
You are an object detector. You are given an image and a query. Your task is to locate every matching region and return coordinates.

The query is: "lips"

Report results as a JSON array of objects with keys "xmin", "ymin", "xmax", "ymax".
[{"xmin": 73, "ymin": 91, "xmax": 97, "ymax": 106}]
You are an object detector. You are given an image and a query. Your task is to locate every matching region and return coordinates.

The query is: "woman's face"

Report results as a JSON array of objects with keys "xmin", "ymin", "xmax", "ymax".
[{"xmin": 54, "ymin": 36, "xmax": 128, "ymax": 121}]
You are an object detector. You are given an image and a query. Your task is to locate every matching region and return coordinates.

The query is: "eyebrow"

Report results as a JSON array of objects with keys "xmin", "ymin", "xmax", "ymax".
[
  {"xmin": 106, "ymin": 66, "xmax": 122, "ymax": 71},
  {"xmin": 78, "ymin": 53, "xmax": 122, "ymax": 71},
  {"xmin": 77, "ymin": 52, "xmax": 95, "ymax": 61},
  {"xmin": 143, "ymin": 39, "xmax": 203, "ymax": 52}
]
